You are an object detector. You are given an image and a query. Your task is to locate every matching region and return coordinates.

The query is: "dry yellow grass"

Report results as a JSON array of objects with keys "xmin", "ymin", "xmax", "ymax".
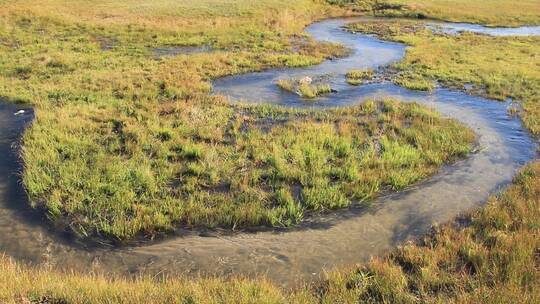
[
  {"xmin": 0, "ymin": 0, "xmax": 342, "ymax": 34},
  {"xmin": 393, "ymin": 0, "xmax": 540, "ymax": 26},
  {"xmin": 0, "ymin": 256, "xmax": 287, "ymax": 303}
]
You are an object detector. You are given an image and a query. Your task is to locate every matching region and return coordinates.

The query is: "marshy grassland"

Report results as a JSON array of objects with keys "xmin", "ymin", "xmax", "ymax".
[
  {"xmin": 1, "ymin": 0, "xmax": 474, "ymax": 241},
  {"xmin": 347, "ymin": 18, "xmax": 540, "ymax": 135},
  {"xmin": 277, "ymin": 77, "xmax": 334, "ymax": 98},
  {"xmin": 1, "ymin": 0, "xmax": 540, "ymax": 303}
]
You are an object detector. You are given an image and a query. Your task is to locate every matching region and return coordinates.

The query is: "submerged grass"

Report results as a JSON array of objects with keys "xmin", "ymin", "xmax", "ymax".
[{"xmin": 3, "ymin": 161, "xmax": 539, "ymax": 303}]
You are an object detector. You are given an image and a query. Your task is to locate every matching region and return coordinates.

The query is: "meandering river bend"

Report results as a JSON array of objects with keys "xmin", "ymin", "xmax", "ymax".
[{"xmin": 0, "ymin": 17, "xmax": 537, "ymax": 286}]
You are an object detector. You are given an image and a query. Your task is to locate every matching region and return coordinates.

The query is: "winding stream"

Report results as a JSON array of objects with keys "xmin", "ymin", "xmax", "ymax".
[{"xmin": 0, "ymin": 17, "xmax": 537, "ymax": 287}]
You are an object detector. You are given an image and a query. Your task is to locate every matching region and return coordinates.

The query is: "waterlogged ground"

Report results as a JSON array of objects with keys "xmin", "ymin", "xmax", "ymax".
[{"xmin": 0, "ymin": 18, "xmax": 538, "ymax": 286}]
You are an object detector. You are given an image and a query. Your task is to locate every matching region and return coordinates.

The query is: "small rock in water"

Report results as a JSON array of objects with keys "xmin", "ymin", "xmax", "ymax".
[
  {"xmin": 14, "ymin": 110, "xmax": 25, "ymax": 116},
  {"xmin": 299, "ymin": 76, "xmax": 312, "ymax": 85}
]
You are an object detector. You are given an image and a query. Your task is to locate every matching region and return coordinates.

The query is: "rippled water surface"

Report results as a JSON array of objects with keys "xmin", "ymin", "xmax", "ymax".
[{"xmin": 0, "ymin": 17, "xmax": 537, "ymax": 286}]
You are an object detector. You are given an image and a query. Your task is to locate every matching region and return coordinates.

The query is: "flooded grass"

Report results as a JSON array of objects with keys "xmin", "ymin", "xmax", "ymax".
[{"xmin": 152, "ymin": 45, "xmax": 212, "ymax": 58}]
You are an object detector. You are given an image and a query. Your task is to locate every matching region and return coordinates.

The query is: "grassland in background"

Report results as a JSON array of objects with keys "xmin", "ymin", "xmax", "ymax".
[
  {"xmin": 331, "ymin": 0, "xmax": 540, "ymax": 26},
  {"xmin": 392, "ymin": 0, "xmax": 540, "ymax": 26}
]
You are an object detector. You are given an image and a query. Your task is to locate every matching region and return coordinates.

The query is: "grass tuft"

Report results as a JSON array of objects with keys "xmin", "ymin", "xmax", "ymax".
[
  {"xmin": 346, "ymin": 69, "xmax": 374, "ymax": 85},
  {"xmin": 277, "ymin": 77, "xmax": 333, "ymax": 99}
]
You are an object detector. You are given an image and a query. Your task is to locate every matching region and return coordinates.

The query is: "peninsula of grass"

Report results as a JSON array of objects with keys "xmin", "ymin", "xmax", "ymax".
[{"xmin": 25, "ymin": 97, "xmax": 474, "ymax": 240}]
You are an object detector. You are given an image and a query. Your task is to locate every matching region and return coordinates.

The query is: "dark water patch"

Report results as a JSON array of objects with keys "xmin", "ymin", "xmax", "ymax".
[
  {"xmin": 152, "ymin": 45, "xmax": 212, "ymax": 58},
  {"xmin": 92, "ymin": 36, "xmax": 117, "ymax": 51}
]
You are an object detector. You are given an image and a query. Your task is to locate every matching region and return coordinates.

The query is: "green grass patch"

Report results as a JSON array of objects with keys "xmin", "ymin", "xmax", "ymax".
[
  {"xmin": 22, "ymin": 98, "xmax": 474, "ymax": 240},
  {"xmin": 346, "ymin": 69, "xmax": 374, "ymax": 85}
]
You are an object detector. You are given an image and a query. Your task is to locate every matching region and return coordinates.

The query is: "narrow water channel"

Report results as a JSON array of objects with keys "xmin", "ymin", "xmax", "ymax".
[{"xmin": 0, "ymin": 17, "xmax": 537, "ymax": 287}]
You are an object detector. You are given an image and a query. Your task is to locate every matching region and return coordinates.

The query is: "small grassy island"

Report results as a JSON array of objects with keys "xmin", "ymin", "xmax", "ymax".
[
  {"xmin": 277, "ymin": 76, "xmax": 334, "ymax": 99},
  {"xmin": 346, "ymin": 69, "xmax": 374, "ymax": 85}
]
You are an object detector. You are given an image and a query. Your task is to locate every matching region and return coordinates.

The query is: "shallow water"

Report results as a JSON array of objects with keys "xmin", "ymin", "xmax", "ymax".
[
  {"xmin": 0, "ymin": 18, "xmax": 537, "ymax": 287},
  {"xmin": 428, "ymin": 22, "xmax": 540, "ymax": 36}
]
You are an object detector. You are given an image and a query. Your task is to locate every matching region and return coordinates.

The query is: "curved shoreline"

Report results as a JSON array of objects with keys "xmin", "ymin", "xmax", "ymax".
[{"xmin": 0, "ymin": 17, "xmax": 537, "ymax": 287}]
